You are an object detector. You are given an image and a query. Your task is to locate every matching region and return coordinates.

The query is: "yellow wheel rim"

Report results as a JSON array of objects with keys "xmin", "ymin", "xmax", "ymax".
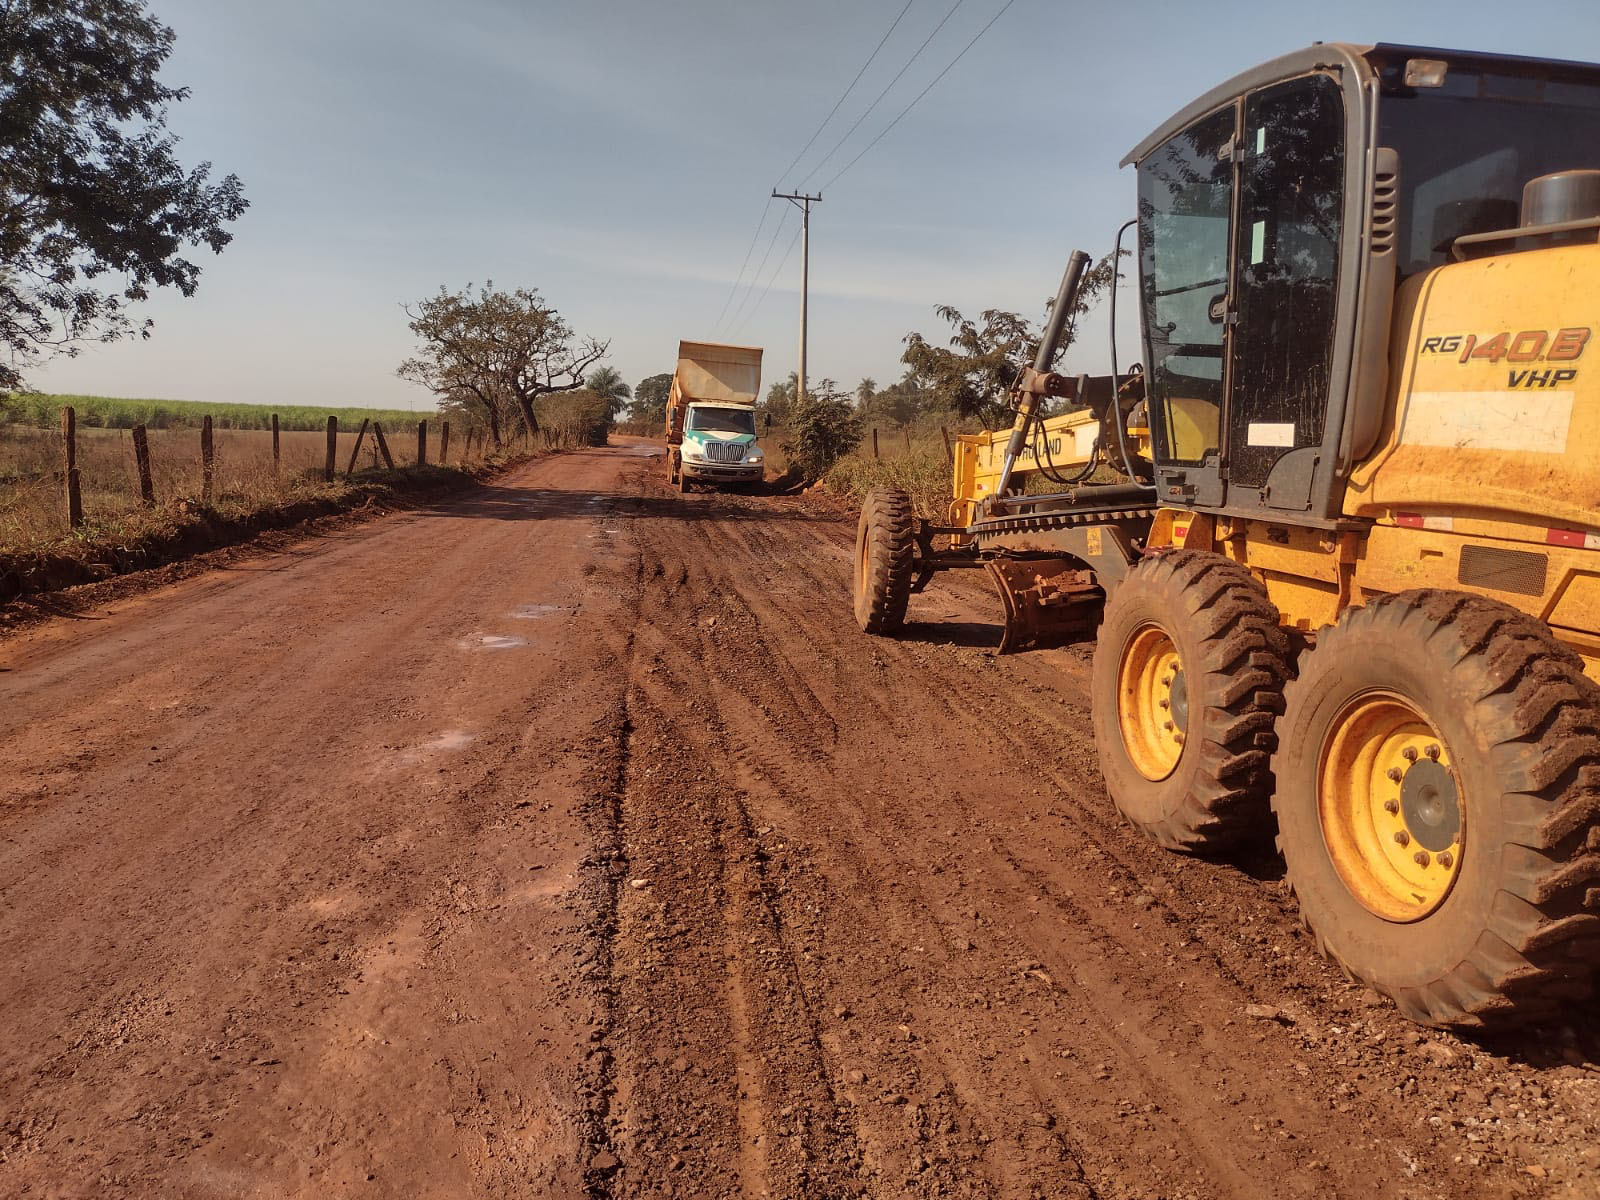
[
  {"xmin": 1318, "ymin": 692, "xmax": 1465, "ymax": 922},
  {"xmin": 1117, "ymin": 623, "xmax": 1186, "ymax": 781},
  {"xmin": 856, "ymin": 526, "xmax": 870, "ymax": 600}
]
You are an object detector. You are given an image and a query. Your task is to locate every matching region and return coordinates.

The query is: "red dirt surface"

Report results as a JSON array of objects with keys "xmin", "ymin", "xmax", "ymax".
[{"xmin": 2, "ymin": 440, "xmax": 1597, "ymax": 1199}]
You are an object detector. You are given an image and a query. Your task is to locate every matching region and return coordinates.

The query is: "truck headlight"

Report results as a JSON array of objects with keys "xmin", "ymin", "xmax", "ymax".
[
  {"xmin": 684, "ymin": 448, "xmax": 703, "ymax": 461},
  {"xmin": 747, "ymin": 452, "xmax": 763, "ymax": 464}
]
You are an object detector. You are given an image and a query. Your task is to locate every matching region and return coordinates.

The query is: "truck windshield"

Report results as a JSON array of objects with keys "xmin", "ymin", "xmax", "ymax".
[
  {"xmin": 689, "ymin": 408, "xmax": 755, "ymax": 435},
  {"xmin": 1376, "ymin": 60, "xmax": 1600, "ymax": 276}
]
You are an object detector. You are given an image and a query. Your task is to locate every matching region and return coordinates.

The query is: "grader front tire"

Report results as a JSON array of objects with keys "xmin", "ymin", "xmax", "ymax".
[
  {"xmin": 1273, "ymin": 591, "xmax": 1600, "ymax": 1028},
  {"xmin": 854, "ymin": 488, "xmax": 915, "ymax": 635},
  {"xmin": 1091, "ymin": 551, "xmax": 1291, "ymax": 852}
]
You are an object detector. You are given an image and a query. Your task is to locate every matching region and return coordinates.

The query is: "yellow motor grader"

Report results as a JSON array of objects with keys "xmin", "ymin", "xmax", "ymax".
[{"xmin": 854, "ymin": 43, "xmax": 1600, "ymax": 1028}]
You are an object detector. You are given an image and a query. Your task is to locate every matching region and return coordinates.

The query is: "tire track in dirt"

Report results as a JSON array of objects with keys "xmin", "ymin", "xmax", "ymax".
[{"xmin": 598, "ymin": 469, "xmax": 1600, "ymax": 1200}]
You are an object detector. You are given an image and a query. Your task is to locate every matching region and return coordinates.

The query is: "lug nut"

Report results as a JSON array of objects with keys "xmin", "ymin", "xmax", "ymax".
[
  {"xmin": 1414, "ymin": 850, "xmax": 1431, "ymax": 868},
  {"xmin": 1163, "ymin": 720, "xmax": 1174, "ymax": 731},
  {"xmin": 1402, "ymin": 747, "xmax": 1419, "ymax": 763},
  {"xmin": 1384, "ymin": 799, "xmax": 1400, "ymax": 815},
  {"xmin": 1387, "ymin": 767, "xmax": 1403, "ymax": 782},
  {"xmin": 1394, "ymin": 830, "xmax": 1411, "ymax": 847},
  {"xmin": 1438, "ymin": 851, "xmax": 1453, "ymax": 869},
  {"xmin": 1426, "ymin": 744, "xmax": 1441, "ymax": 761},
  {"xmin": 1159, "ymin": 699, "xmax": 1170, "ymax": 709}
]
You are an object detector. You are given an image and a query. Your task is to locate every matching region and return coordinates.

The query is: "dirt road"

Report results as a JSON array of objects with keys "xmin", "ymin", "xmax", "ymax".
[{"xmin": 2, "ymin": 441, "xmax": 1597, "ymax": 1199}]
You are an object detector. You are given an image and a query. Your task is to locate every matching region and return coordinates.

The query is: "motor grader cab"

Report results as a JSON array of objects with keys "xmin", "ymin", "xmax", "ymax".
[{"xmin": 854, "ymin": 43, "xmax": 1600, "ymax": 1029}]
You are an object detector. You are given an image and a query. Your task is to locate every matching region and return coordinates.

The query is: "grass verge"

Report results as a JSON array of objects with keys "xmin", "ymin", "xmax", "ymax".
[{"xmin": 0, "ymin": 455, "xmax": 532, "ymax": 604}]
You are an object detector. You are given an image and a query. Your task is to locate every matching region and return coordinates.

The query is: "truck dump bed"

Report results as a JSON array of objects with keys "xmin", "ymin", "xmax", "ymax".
[{"xmin": 666, "ymin": 341, "xmax": 762, "ymax": 443}]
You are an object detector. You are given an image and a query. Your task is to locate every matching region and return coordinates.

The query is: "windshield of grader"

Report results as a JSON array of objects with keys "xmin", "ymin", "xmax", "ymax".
[{"xmin": 1376, "ymin": 61, "xmax": 1600, "ymax": 276}]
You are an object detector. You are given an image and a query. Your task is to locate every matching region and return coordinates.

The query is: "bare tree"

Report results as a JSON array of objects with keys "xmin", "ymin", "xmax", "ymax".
[{"xmin": 397, "ymin": 283, "xmax": 609, "ymax": 442}]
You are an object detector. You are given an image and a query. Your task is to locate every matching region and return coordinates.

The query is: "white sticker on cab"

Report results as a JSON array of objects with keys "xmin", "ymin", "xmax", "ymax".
[{"xmin": 1247, "ymin": 422, "xmax": 1295, "ymax": 447}]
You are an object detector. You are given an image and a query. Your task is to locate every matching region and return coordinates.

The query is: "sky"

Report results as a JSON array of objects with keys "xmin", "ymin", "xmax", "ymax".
[{"xmin": 30, "ymin": 0, "xmax": 1600, "ymax": 409}]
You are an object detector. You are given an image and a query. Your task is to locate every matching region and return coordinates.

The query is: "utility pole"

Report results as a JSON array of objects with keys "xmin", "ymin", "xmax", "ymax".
[{"xmin": 772, "ymin": 190, "xmax": 821, "ymax": 407}]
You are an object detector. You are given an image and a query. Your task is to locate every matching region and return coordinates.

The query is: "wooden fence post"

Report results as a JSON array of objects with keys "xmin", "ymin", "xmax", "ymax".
[
  {"xmin": 940, "ymin": 425, "xmax": 954, "ymax": 464},
  {"xmin": 372, "ymin": 421, "xmax": 396, "ymax": 469},
  {"xmin": 440, "ymin": 421, "xmax": 451, "ymax": 465},
  {"xmin": 61, "ymin": 406, "xmax": 84, "ymax": 529},
  {"xmin": 344, "ymin": 418, "xmax": 371, "ymax": 477},
  {"xmin": 132, "ymin": 424, "xmax": 155, "ymax": 506},
  {"xmin": 271, "ymin": 412, "xmax": 280, "ymax": 480},
  {"xmin": 417, "ymin": 419, "xmax": 427, "ymax": 466},
  {"xmin": 324, "ymin": 415, "xmax": 337, "ymax": 482},
  {"xmin": 871, "ymin": 427, "xmax": 879, "ymax": 459},
  {"xmin": 201, "ymin": 415, "xmax": 215, "ymax": 503},
  {"xmin": 903, "ymin": 427, "xmax": 912, "ymax": 455}
]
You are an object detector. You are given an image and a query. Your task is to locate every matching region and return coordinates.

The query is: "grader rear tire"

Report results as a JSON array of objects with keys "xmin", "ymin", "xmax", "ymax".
[
  {"xmin": 1273, "ymin": 590, "xmax": 1600, "ymax": 1028},
  {"xmin": 853, "ymin": 487, "xmax": 914, "ymax": 635},
  {"xmin": 1091, "ymin": 551, "xmax": 1290, "ymax": 852}
]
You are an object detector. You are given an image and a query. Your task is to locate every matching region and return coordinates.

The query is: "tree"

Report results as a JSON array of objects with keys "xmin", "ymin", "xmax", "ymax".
[
  {"xmin": 761, "ymin": 372, "xmax": 798, "ymax": 428},
  {"xmin": 900, "ymin": 252, "xmax": 1117, "ymax": 426},
  {"xmin": 783, "ymin": 378, "xmax": 863, "ymax": 482},
  {"xmin": 628, "ymin": 372, "xmax": 672, "ymax": 424},
  {"xmin": 854, "ymin": 377, "xmax": 877, "ymax": 409},
  {"xmin": 585, "ymin": 365, "xmax": 631, "ymax": 420},
  {"xmin": 875, "ymin": 375, "xmax": 928, "ymax": 427},
  {"xmin": 397, "ymin": 283, "xmax": 607, "ymax": 443},
  {"xmin": 0, "ymin": 0, "xmax": 249, "ymax": 390}
]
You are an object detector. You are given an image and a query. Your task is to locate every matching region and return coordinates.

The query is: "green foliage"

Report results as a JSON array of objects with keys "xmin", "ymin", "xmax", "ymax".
[
  {"xmin": 0, "ymin": 392, "xmax": 429, "ymax": 431},
  {"xmin": 782, "ymin": 379, "xmax": 863, "ymax": 482},
  {"xmin": 900, "ymin": 251, "xmax": 1118, "ymax": 426},
  {"xmin": 629, "ymin": 372, "xmax": 672, "ymax": 424},
  {"xmin": 761, "ymin": 372, "xmax": 798, "ymax": 428},
  {"xmin": 398, "ymin": 282, "xmax": 607, "ymax": 445},
  {"xmin": 584, "ymin": 366, "xmax": 631, "ymax": 420},
  {"xmin": 0, "ymin": 0, "xmax": 247, "ymax": 389},
  {"xmin": 863, "ymin": 375, "xmax": 934, "ymax": 427}
]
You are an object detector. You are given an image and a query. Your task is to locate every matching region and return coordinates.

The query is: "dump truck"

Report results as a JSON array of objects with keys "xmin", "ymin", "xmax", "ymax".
[
  {"xmin": 853, "ymin": 43, "xmax": 1600, "ymax": 1029},
  {"xmin": 664, "ymin": 341, "xmax": 766, "ymax": 492}
]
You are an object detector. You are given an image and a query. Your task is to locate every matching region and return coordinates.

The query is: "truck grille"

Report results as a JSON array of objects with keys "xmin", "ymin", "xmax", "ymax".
[{"xmin": 705, "ymin": 442, "xmax": 746, "ymax": 463}]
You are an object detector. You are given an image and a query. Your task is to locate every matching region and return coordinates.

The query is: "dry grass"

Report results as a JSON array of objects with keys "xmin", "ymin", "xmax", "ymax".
[
  {"xmin": 0, "ymin": 422, "xmax": 522, "ymax": 553},
  {"xmin": 820, "ymin": 423, "xmax": 960, "ymax": 517}
]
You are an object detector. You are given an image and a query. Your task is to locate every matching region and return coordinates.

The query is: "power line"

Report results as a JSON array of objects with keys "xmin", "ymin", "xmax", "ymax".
[
  {"xmin": 799, "ymin": 0, "xmax": 968, "ymax": 189},
  {"xmin": 821, "ymin": 0, "xmax": 1018, "ymax": 191},
  {"xmin": 773, "ymin": 0, "xmax": 919, "ymax": 189},
  {"xmin": 716, "ymin": 0, "xmax": 917, "ymax": 333},
  {"xmin": 724, "ymin": 207, "xmax": 794, "ymax": 332},
  {"xmin": 731, "ymin": 223, "xmax": 804, "ymax": 336},
  {"xmin": 711, "ymin": 197, "xmax": 776, "ymax": 333}
]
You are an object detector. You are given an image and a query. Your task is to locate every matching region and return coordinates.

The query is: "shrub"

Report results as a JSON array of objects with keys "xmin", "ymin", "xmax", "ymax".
[
  {"xmin": 536, "ymin": 390, "xmax": 610, "ymax": 447},
  {"xmin": 783, "ymin": 387, "xmax": 863, "ymax": 482}
]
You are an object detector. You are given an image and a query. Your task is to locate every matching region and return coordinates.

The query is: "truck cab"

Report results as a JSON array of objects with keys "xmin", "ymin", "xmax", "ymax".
[{"xmin": 679, "ymin": 401, "xmax": 765, "ymax": 486}]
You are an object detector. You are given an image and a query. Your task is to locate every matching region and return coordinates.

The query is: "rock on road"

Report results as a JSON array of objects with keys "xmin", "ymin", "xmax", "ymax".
[{"xmin": 2, "ymin": 440, "xmax": 1597, "ymax": 1199}]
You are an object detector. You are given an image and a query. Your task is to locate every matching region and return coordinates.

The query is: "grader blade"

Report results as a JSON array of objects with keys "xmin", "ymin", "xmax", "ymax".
[{"xmin": 987, "ymin": 560, "xmax": 1103, "ymax": 654}]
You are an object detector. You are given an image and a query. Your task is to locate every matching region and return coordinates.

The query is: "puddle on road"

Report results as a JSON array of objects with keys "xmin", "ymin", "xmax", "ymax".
[
  {"xmin": 384, "ymin": 728, "xmax": 477, "ymax": 771},
  {"xmin": 511, "ymin": 603, "xmax": 572, "ymax": 620},
  {"xmin": 456, "ymin": 633, "xmax": 528, "ymax": 651},
  {"xmin": 422, "ymin": 730, "xmax": 476, "ymax": 751}
]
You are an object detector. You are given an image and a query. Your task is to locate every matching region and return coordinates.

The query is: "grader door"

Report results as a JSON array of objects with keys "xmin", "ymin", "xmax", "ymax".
[{"xmin": 1132, "ymin": 64, "xmax": 1368, "ymax": 519}]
